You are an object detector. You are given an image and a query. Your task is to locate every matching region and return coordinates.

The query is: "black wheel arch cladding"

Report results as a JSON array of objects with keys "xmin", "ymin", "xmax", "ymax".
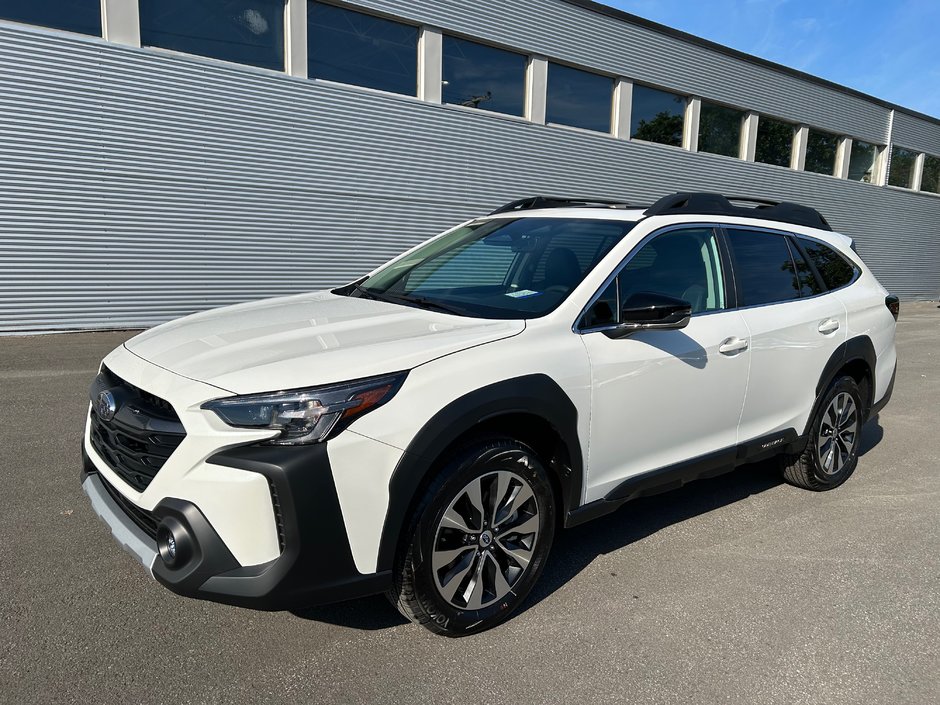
[
  {"xmin": 376, "ymin": 373, "xmax": 582, "ymax": 574},
  {"xmin": 811, "ymin": 335, "xmax": 876, "ymax": 430}
]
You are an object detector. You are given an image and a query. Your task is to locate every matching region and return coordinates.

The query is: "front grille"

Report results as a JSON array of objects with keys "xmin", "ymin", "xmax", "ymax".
[
  {"xmin": 89, "ymin": 366, "xmax": 186, "ymax": 492},
  {"xmin": 96, "ymin": 470, "xmax": 160, "ymax": 540}
]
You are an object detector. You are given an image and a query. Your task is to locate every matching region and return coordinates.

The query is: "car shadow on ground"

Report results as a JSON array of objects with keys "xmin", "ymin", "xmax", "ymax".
[{"xmin": 293, "ymin": 417, "xmax": 884, "ymax": 631}]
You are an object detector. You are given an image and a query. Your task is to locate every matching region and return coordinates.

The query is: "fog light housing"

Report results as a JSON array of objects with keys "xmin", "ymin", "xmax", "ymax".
[{"xmin": 157, "ymin": 517, "xmax": 191, "ymax": 568}]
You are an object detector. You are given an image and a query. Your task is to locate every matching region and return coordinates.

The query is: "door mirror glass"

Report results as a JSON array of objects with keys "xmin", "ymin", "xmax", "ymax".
[{"xmin": 606, "ymin": 292, "xmax": 691, "ymax": 337}]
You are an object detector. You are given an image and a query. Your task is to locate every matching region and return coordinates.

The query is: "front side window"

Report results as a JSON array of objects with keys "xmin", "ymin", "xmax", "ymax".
[
  {"xmin": 442, "ymin": 37, "xmax": 526, "ymax": 116},
  {"xmin": 698, "ymin": 102, "xmax": 744, "ymax": 158},
  {"xmin": 308, "ymin": 3, "xmax": 418, "ymax": 96},
  {"xmin": 805, "ymin": 129, "xmax": 840, "ymax": 175},
  {"xmin": 755, "ymin": 117, "xmax": 794, "ymax": 167},
  {"xmin": 139, "ymin": 0, "xmax": 285, "ymax": 70},
  {"xmin": 800, "ymin": 239, "xmax": 857, "ymax": 290},
  {"xmin": 725, "ymin": 229, "xmax": 801, "ymax": 306},
  {"xmin": 546, "ymin": 63, "xmax": 613, "ymax": 133},
  {"xmin": 630, "ymin": 85, "xmax": 685, "ymax": 147},
  {"xmin": 848, "ymin": 140, "xmax": 879, "ymax": 183},
  {"xmin": 888, "ymin": 146, "xmax": 917, "ymax": 188},
  {"xmin": 581, "ymin": 228, "xmax": 725, "ymax": 329},
  {"xmin": 353, "ymin": 218, "xmax": 634, "ymax": 319},
  {"xmin": 921, "ymin": 155, "xmax": 940, "ymax": 195},
  {"xmin": 1, "ymin": 0, "xmax": 100, "ymax": 35}
]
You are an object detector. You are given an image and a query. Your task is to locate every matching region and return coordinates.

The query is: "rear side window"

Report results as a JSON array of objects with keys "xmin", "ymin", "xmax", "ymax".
[
  {"xmin": 725, "ymin": 229, "xmax": 801, "ymax": 306},
  {"xmin": 788, "ymin": 239, "xmax": 823, "ymax": 297},
  {"xmin": 801, "ymin": 240, "xmax": 858, "ymax": 290}
]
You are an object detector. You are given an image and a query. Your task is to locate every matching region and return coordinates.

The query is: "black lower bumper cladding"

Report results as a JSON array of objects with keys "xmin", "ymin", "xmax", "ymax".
[{"xmin": 83, "ymin": 442, "xmax": 391, "ymax": 610}]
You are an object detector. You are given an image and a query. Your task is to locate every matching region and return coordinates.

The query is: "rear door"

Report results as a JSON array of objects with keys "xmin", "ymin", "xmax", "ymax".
[{"xmin": 725, "ymin": 227, "xmax": 847, "ymax": 444}]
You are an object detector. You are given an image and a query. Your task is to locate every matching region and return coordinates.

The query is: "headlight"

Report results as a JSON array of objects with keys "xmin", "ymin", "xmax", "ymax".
[{"xmin": 202, "ymin": 372, "xmax": 407, "ymax": 445}]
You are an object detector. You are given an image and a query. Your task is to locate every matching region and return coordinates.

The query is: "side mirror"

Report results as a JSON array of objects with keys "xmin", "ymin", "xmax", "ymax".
[{"xmin": 605, "ymin": 292, "xmax": 692, "ymax": 338}]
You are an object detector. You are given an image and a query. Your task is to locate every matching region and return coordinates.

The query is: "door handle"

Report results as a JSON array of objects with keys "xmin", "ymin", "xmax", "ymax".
[
  {"xmin": 718, "ymin": 336, "xmax": 749, "ymax": 355},
  {"xmin": 818, "ymin": 318, "xmax": 840, "ymax": 335}
]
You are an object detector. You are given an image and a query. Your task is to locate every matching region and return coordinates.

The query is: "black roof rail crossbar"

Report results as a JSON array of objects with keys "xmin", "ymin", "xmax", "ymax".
[
  {"xmin": 489, "ymin": 196, "xmax": 642, "ymax": 215},
  {"xmin": 643, "ymin": 192, "xmax": 832, "ymax": 231}
]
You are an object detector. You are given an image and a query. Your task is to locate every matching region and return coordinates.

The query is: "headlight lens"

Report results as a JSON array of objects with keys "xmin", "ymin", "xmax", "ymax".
[{"xmin": 202, "ymin": 372, "xmax": 407, "ymax": 445}]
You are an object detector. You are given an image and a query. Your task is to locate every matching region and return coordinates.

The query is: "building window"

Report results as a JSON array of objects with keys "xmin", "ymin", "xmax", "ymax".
[
  {"xmin": 308, "ymin": 3, "xmax": 418, "ymax": 96},
  {"xmin": 848, "ymin": 141, "xmax": 879, "ymax": 183},
  {"xmin": 698, "ymin": 102, "xmax": 744, "ymax": 158},
  {"xmin": 921, "ymin": 155, "xmax": 940, "ymax": 195},
  {"xmin": 888, "ymin": 146, "xmax": 917, "ymax": 188},
  {"xmin": 755, "ymin": 117, "xmax": 793, "ymax": 167},
  {"xmin": 804, "ymin": 129, "xmax": 839, "ymax": 175},
  {"xmin": 0, "ymin": 0, "xmax": 100, "ymax": 36},
  {"xmin": 442, "ymin": 36, "xmax": 526, "ymax": 116},
  {"xmin": 139, "ymin": 0, "xmax": 285, "ymax": 71},
  {"xmin": 630, "ymin": 85, "xmax": 685, "ymax": 147},
  {"xmin": 546, "ymin": 63, "xmax": 613, "ymax": 133}
]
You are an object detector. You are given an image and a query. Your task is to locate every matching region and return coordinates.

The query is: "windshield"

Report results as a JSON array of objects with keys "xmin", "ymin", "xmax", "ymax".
[{"xmin": 340, "ymin": 217, "xmax": 636, "ymax": 319}]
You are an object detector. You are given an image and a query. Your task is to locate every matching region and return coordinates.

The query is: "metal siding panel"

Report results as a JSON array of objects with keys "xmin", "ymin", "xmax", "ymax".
[
  {"xmin": 892, "ymin": 111, "xmax": 940, "ymax": 155},
  {"xmin": 0, "ymin": 22, "xmax": 938, "ymax": 333}
]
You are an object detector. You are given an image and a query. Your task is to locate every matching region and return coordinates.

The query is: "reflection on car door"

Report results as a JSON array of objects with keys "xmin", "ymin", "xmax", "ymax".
[{"xmin": 579, "ymin": 227, "xmax": 750, "ymax": 502}]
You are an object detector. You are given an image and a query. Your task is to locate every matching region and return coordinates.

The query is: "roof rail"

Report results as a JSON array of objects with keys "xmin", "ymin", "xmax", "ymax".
[
  {"xmin": 643, "ymin": 192, "xmax": 832, "ymax": 231},
  {"xmin": 489, "ymin": 196, "xmax": 642, "ymax": 215}
]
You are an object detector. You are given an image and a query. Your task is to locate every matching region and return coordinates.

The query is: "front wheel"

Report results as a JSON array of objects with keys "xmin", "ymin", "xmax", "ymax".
[
  {"xmin": 781, "ymin": 375, "xmax": 863, "ymax": 491},
  {"xmin": 387, "ymin": 438, "xmax": 556, "ymax": 636}
]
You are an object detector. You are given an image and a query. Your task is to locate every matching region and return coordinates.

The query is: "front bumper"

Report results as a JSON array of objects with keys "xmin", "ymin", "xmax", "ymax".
[{"xmin": 82, "ymin": 441, "xmax": 392, "ymax": 610}]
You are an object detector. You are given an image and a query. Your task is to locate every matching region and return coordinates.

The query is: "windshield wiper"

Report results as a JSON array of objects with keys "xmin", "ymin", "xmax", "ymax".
[{"xmin": 356, "ymin": 285, "xmax": 468, "ymax": 316}]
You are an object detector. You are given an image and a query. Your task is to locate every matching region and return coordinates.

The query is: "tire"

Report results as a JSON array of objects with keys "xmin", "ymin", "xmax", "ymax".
[
  {"xmin": 386, "ymin": 437, "xmax": 556, "ymax": 637},
  {"xmin": 781, "ymin": 375, "xmax": 863, "ymax": 491}
]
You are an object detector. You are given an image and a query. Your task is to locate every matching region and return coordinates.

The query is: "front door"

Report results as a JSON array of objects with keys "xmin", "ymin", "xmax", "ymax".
[{"xmin": 579, "ymin": 226, "xmax": 750, "ymax": 502}]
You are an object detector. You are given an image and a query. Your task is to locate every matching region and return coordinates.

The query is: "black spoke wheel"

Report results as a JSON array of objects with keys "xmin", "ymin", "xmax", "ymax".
[
  {"xmin": 781, "ymin": 375, "xmax": 864, "ymax": 491},
  {"xmin": 387, "ymin": 438, "xmax": 556, "ymax": 636}
]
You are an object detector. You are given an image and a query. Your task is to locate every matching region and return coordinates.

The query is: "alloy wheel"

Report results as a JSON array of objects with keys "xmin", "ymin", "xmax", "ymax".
[
  {"xmin": 431, "ymin": 470, "xmax": 540, "ymax": 610},
  {"xmin": 817, "ymin": 392, "xmax": 859, "ymax": 475}
]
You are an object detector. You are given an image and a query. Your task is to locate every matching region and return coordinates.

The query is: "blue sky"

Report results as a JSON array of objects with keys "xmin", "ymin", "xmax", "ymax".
[{"xmin": 606, "ymin": 0, "xmax": 940, "ymax": 118}]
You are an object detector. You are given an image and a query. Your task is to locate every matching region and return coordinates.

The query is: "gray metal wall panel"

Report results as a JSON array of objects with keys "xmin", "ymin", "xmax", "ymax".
[
  {"xmin": 1, "ymin": 22, "xmax": 938, "ymax": 333},
  {"xmin": 892, "ymin": 111, "xmax": 940, "ymax": 155},
  {"xmin": 350, "ymin": 0, "xmax": 893, "ymax": 144}
]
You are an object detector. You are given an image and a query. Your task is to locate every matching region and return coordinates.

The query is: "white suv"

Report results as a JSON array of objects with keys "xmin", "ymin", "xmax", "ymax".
[{"xmin": 82, "ymin": 192, "xmax": 898, "ymax": 636}]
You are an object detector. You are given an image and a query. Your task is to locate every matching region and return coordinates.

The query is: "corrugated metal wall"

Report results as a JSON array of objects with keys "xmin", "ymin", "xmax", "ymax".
[{"xmin": 1, "ymin": 4, "xmax": 939, "ymax": 332}]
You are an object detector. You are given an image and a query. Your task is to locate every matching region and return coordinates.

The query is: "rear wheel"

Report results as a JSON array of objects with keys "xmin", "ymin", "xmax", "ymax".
[
  {"xmin": 781, "ymin": 376, "xmax": 862, "ymax": 491},
  {"xmin": 387, "ymin": 438, "xmax": 555, "ymax": 636}
]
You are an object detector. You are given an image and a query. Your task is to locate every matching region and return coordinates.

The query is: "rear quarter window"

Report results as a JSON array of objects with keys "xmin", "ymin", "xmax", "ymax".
[{"xmin": 800, "ymin": 240, "xmax": 858, "ymax": 290}]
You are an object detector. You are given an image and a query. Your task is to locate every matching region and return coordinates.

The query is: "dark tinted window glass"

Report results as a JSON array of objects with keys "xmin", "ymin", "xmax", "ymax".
[
  {"xmin": 888, "ymin": 146, "xmax": 917, "ymax": 188},
  {"xmin": 726, "ymin": 230, "xmax": 800, "ymax": 306},
  {"xmin": 805, "ymin": 129, "xmax": 839, "ymax": 175},
  {"xmin": 921, "ymin": 155, "xmax": 940, "ymax": 194},
  {"xmin": 618, "ymin": 228, "xmax": 726, "ymax": 314},
  {"xmin": 308, "ymin": 3, "xmax": 417, "ymax": 95},
  {"xmin": 0, "ymin": 0, "xmax": 100, "ymax": 35},
  {"xmin": 755, "ymin": 117, "xmax": 793, "ymax": 167},
  {"xmin": 801, "ymin": 240, "xmax": 857, "ymax": 290},
  {"xmin": 442, "ymin": 36, "xmax": 526, "ymax": 116},
  {"xmin": 546, "ymin": 63, "xmax": 613, "ymax": 133},
  {"xmin": 789, "ymin": 239, "xmax": 822, "ymax": 296},
  {"xmin": 698, "ymin": 102, "xmax": 744, "ymax": 158},
  {"xmin": 848, "ymin": 140, "xmax": 878, "ymax": 183},
  {"xmin": 139, "ymin": 0, "xmax": 284, "ymax": 71},
  {"xmin": 630, "ymin": 85, "xmax": 685, "ymax": 147}
]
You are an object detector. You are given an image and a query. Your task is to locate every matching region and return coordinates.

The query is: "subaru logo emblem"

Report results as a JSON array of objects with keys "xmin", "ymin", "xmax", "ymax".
[{"xmin": 97, "ymin": 390, "xmax": 117, "ymax": 422}]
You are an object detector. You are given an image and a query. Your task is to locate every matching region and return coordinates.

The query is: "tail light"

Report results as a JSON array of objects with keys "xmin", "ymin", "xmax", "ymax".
[{"xmin": 885, "ymin": 295, "xmax": 900, "ymax": 321}]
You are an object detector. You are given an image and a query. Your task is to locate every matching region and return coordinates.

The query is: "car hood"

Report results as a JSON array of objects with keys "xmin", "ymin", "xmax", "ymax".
[{"xmin": 124, "ymin": 291, "xmax": 525, "ymax": 394}]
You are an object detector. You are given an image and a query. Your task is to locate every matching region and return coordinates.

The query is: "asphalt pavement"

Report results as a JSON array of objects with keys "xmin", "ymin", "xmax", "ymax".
[{"xmin": 1, "ymin": 303, "xmax": 938, "ymax": 704}]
